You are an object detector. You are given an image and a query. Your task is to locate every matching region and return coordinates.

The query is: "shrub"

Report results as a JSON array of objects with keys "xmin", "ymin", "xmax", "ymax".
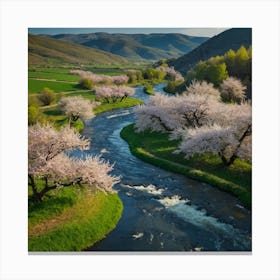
[
  {"xmin": 79, "ymin": 78, "xmax": 94, "ymax": 89},
  {"xmin": 143, "ymin": 84, "xmax": 154, "ymax": 95},
  {"xmin": 28, "ymin": 104, "xmax": 45, "ymax": 125},
  {"xmin": 37, "ymin": 87, "xmax": 56, "ymax": 106}
]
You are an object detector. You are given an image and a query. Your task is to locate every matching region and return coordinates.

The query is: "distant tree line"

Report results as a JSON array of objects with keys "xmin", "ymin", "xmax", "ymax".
[{"xmin": 185, "ymin": 45, "xmax": 252, "ymax": 98}]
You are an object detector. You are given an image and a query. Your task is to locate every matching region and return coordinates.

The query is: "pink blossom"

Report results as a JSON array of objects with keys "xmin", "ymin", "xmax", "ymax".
[
  {"xmin": 95, "ymin": 85, "xmax": 135, "ymax": 102},
  {"xmin": 59, "ymin": 96, "xmax": 99, "ymax": 121},
  {"xmin": 28, "ymin": 123, "xmax": 120, "ymax": 200},
  {"xmin": 220, "ymin": 77, "xmax": 246, "ymax": 104}
]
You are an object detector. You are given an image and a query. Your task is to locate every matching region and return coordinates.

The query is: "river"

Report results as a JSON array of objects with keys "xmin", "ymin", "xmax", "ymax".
[{"xmin": 76, "ymin": 83, "xmax": 252, "ymax": 252}]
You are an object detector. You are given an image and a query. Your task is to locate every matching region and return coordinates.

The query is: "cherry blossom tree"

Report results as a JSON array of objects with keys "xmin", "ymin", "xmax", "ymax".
[
  {"xmin": 134, "ymin": 93, "xmax": 219, "ymax": 132},
  {"xmin": 134, "ymin": 90, "xmax": 252, "ymax": 166},
  {"xmin": 184, "ymin": 80, "xmax": 220, "ymax": 98},
  {"xmin": 220, "ymin": 77, "xmax": 246, "ymax": 104},
  {"xmin": 113, "ymin": 75, "xmax": 129, "ymax": 85},
  {"xmin": 171, "ymin": 101, "xmax": 252, "ymax": 166},
  {"xmin": 59, "ymin": 96, "xmax": 99, "ymax": 123},
  {"xmin": 28, "ymin": 123, "xmax": 120, "ymax": 201},
  {"xmin": 95, "ymin": 85, "xmax": 135, "ymax": 103},
  {"xmin": 175, "ymin": 120, "xmax": 251, "ymax": 166},
  {"xmin": 70, "ymin": 70, "xmax": 129, "ymax": 85}
]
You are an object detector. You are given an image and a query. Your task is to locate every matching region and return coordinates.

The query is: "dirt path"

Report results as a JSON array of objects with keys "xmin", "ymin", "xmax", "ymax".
[{"xmin": 28, "ymin": 78, "xmax": 77, "ymax": 84}]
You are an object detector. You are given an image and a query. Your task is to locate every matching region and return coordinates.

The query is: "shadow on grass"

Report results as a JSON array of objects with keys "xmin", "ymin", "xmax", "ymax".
[
  {"xmin": 28, "ymin": 195, "xmax": 76, "ymax": 223},
  {"xmin": 43, "ymin": 108, "xmax": 62, "ymax": 116}
]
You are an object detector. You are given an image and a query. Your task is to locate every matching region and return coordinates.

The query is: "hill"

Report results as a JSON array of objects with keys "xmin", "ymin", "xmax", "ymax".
[
  {"xmin": 168, "ymin": 28, "xmax": 252, "ymax": 73},
  {"xmin": 49, "ymin": 33, "xmax": 208, "ymax": 61},
  {"xmin": 28, "ymin": 34, "xmax": 129, "ymax": 66}
]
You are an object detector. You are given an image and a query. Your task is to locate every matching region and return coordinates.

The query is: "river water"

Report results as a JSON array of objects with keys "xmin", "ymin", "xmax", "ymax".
[{"xmin": 77, "ymin": 84, "xmax": 251, "ymax": 252}]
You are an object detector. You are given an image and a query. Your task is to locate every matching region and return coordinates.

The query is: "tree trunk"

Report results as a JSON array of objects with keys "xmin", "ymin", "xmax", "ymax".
[
  {"xmin": 34, "ymin": 178, "xmax": 83, "ymax": 202},
  {"xmin": 28, "ymin": 175, "xmax": 42, "ymax": 202}
]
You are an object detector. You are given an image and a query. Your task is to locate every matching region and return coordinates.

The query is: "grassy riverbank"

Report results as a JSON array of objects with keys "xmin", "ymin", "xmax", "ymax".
[
  {"xmin": 143, "ymin": 84, "xmax": 155, "ymax": 95},
  {"xmin": 120, "ymin": 124, "xmax": 251, "ymax": 208},
  {"xmin": 28, "ymin": 184, "xmax": 123, "ymax": 251},
  {"xmin": 41, "ymin": 96, "xmax": 143, "ymax": 131}
]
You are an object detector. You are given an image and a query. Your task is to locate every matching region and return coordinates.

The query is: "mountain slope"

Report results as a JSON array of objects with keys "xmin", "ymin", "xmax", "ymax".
[
  {"xmin": 168, "ymin": 28, "xmax": 252, "ymax": 73},
  {"xmin": 50, "ymin": 33, "xmax": 208, "ymax": 61},
  {"xmin": 28, "ymin": 34, "xmax": 129, "ymax": 66}
]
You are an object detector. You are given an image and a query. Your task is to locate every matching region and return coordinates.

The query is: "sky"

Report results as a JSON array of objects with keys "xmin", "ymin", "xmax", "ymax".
[{"xmin": 28, "ymin": 28, "xmax": 228, "ymax": 37}]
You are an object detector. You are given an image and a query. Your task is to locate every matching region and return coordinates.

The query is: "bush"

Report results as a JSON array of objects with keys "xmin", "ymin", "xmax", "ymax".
[
  {"xmin": 28, "ymin": 104, "xmax": 45, "ymax": 125},
  {"xmin": 79, "ymin": 78, "xmax": 94, "ymax": 89},
  {"xmin": 37, "ymin": 87, "xmax": 56, "ymax": 106},
  {"xmin": 164, "ymin": 80, "xmax": 184, "ymax": 94}
]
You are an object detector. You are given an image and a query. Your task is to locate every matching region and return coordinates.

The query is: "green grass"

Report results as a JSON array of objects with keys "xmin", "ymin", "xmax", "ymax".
[
  {"xmin": 121, "ymin": 124, "xmax": 252, "ymax": 208},
  {"xmin": 28, "ymin": 182, "xmax": 78, "ymax": 226},
  {"xmin": 42, "ymin": 107, "xmax": 84, "ymax": 131},
  {"xmin": 29, "ymin": 79, "xmax": 80, "ymax": 94},
  {"xmin": 28, "ymin": 185, "xmax": 123, "ymax": 251},
  {"xmin": 143, "ymin": 84, "xmax": 155, "ymax": 95},
  {"xmin": 28, "ymin": 71, "xmax": 80, "ymax": 82},
  {"xmin": 66, "ymin": 91, "xmax": 95, "ymax": 101},
  {"xmin": 93, "ymin": 97, "xmax": 143, "ymax": 114}
]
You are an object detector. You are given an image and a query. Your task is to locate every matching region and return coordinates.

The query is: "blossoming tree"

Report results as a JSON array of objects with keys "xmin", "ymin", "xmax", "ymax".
[
  {"xmin": 134, "ymin": 83, "xmax": 252, "ymax": 166},
  {"xmin": 59, "ymin": 96, "xmax": 99, "ymax": 123},
  {"xmin": 95, "ymin": 85, "xmax": 135, "ymax": 103},
  {"xmin": 134, "ymin": 93, "xmax": 219, "ymax": 132},
  {"xmin": 220, "ymin": 77, "xmax": 246, "ymax": 104},
  {"xmin": 28, "ymin": 123, "xmax": 120, "ymax": 201},
  {"xmin": 70, "ymin": 70, "xmax": 129, "ymax": 85},
  {"xmin": 185, "ymin": 80, "xmax": 220, "ymax": 98}
]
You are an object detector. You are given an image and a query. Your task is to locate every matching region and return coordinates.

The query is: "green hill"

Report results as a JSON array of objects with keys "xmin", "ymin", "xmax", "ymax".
[
  {"xmin": 28, "ymin": 34, "xmax": 129, "ymax": 67},
  {"xmin": 169, "ymin": 28, "xmax": 252, "ymax": 73}
]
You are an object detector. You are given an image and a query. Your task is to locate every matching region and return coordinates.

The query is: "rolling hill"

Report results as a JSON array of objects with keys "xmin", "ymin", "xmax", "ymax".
[
  {"xmin": 168, "ymin": 28, "xmax": 252, "ymax": 73},
  {"xmin": 49, "ymin": 32, "xmax": 208, "ymax": 61},
  {"xmin": 28, "ymin": 34, "xmax": 129, "ymax": 66}
]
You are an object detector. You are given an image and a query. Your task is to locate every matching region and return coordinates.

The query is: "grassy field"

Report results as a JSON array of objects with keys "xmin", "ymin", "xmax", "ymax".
[
  {"xmin": 121, "ymin": 124, "xmax": 252, "ymax": 208},
  {"xmin": 65, "ymin": 91, "xmax": 96, "ymax": 101},
  {"xmin": 28, "ymin": 71, "xmax": 80, "ymax": 82},
  {"xmin": 29, "ymin": 79, "xmax": 80, "ymax": 94},
  {"xmin": 28, "ymin": 183, "xmax": 123, "ymax": 251}
]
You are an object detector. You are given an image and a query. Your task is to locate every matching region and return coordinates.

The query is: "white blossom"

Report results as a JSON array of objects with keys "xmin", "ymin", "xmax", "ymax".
[
  {"xmin": 70, "ymin": 70, "xmax": 129, "ymax": 84},
  {"xmin": 95, "ymin": 85, "xmax": 135, "ymax": 102},
  {"xmin": 134, "ymin": 88, "xmax": 252, "ymax": 165},
  {"xmin": 220, "ymin": 77, "xmax": 246, "ymax": 104},
  {"xmin": 59, "ymin": 96, "xmax": 98, "ymax": 121},
  {"xmin": 184, "ymin": 80, "xmax": 220, "ymax": 98},
  {"xmin": 28, "ymin": 123, "xmax": 119, "ymax": 200}
]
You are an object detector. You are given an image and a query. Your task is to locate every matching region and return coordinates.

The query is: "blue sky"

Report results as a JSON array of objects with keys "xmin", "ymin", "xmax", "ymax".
[{"xmin": 28, "ymin": 28, "xmax": 228, "ymax": 37}]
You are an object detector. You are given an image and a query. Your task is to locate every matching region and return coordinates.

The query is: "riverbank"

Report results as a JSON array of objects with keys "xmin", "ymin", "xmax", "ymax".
[
  {"xmin": 120, "ymin": 124, "xmax": 251, "ymax": 209},
  {"xmin": 42, "ymin": 96, "xmax": 143, "ymax": 131},
  {"xmin": 28, "ymin": 185, "xmax": 123, "ymax": 251},
  {"xmin": 29, "ymin": 93, "xmax": 141, "ymax": 251}
]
